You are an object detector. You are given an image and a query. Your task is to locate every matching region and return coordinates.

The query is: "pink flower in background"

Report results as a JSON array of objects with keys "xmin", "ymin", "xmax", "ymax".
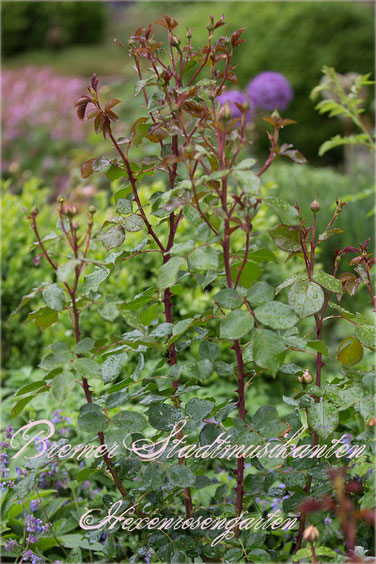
[{"xmin": 1, "ymin": 67, "xmax": 86, "ymax": 143}]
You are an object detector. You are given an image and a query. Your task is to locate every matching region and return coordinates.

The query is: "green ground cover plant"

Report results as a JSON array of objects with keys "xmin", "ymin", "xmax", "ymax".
[{"xmin": 1, "ymin": 14, "xmax": 375, "ymax": 564}]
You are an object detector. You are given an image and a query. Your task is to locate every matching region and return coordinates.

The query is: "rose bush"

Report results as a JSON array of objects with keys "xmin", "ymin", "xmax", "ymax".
[{"xmin": 1, "ymin": 15, "xmax": 374, "ymax": 564}]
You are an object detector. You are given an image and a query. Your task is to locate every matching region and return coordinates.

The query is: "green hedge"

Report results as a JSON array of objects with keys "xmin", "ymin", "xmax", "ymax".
[{"xmin": 1, "ymin": 1, "xmax": 107, "ymax": 55}]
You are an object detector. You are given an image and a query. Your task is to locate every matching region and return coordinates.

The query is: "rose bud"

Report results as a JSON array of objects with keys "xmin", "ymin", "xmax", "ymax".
[
  {"xmin": 303, "ymin": 369, "xmax": 312, "ymax": 384},
  {"xmin": 310, "ymin": 194, "xmax": 320, "ymax": 213},
  {"xmin": 303, "ymin": 525, "xmax": 319, "ymax": 542},
  {"xmin": 66, "ymin": 205, "xmax": 77, "ymax": 218},
  {"xmin": 170, "ymin": 35, "xmax": 181, "ymax": 48},
  {"xmin": 88, "ymin": 205, "xmax": 97, "ymax": 215}
]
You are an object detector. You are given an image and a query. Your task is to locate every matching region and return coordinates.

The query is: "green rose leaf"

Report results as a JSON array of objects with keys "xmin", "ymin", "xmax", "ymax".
[
  {"xmin": 325, "ymin": 384, "xmax": 363, "ymax": 410},
  {"xmin": 355, "ymin": 324, "xmax": 375, "ymax": 351},
  {"xmin": 248, "ymin": 248, "xmax": 278, "ymax": 264},
  {"xmin": 307, "ymin": 340, "xmax": 330, "ymax": 357},
  {"xmin": 158, "ymin": 257, "xmax": 185, "ymax": 291},
  {"xmin": 220, "ymin": 310, "xmax": 254, "ymax": 340},
  {"xmin": 263, "ymin": 196, "xmax": 299, "ymax": 225},
  {"xmin": 185, "ymin": 398, "xmax": 214, "ymax": 421},
  {"xmin": 247, "ymin": 281, "xmax": 274, "ymax": 307},
  {"xmin": 188, "ymin": 246, "xmax": 218, "ymax": 271},
  {"xmin": 101, "ymin": 225, "xmax": 125, "ymax": 251},
  {"xmin": 115, "ymin": 192, "xmax": 133, "ymax": 215},
  {"xmin": 337, "ymin": 336, "xmax": 364, "ymax": 366},
  {"xmin": 51, "ymin": 371, "xmax": 75, "ymax": 402},
  {"xmin": 198, "ymin": 341, "xmax": 219, "ymax": 362},
  {"xmin": 57, "ymin": 259, "xmax": 81, "ymax": 283},
  {"xmin": 147, "ymin": 403, "xmax": 184, "ymax": 431},
  {"xmin": 308, "ymin": 398, "xmax": 339, "ymax": 439},
  {"xmin": 74, "ymin": 357, "xmax": 102, "ymax": 378},
  {"xmin": 269, "ymin": 224, "xmax": 301, "ymax": 253},
  {"xmin": 42, "ymin": 284, "xmax": 65, "ymax": 312},
  {"xmin": 253, "ymin": 329, "xmax": 285, "ymax": 377},
  {"xmin": 75, "ymin": 338, "xmax": 95, "ymax": 355},
  {"xmin": 106, "ymin": 164, "xmax": 127, "ymax": 180},
  {"xmin": 143, "ymin": 464, "xmax": 165, "ymax": 490},
  {"xmin": 168, "ymin": 465, "xmax": 196, "ymax": 489},
  {"xmin": 233, "ymin": 170, "xmax": 261, "ymax": 194},
  {"xmin": 214, "ymin": 288, "xmax": 243, "ymax": 309},
  {"xmin": 230, "ymin": 261, "xmax": 262, "ymax": 288},
  {"xmin": 111, "ymin": 410, "xmax": 148, "ymax": 432},
  {"xmin": 170, "ymin": 240, "xmax": 195, "ymax": 256},
  {"xmin": 124, "ymin": 214, "xmax": 144, "ymax": 232},
  {"xmin": 254, "ymin": 301, "xmax": 298, "ymax": 329},
  {"xmin": 313, "ymin": 270, "xmax": 343, "ymax": 293},
  {"xmin": 275, "ymin": 273, "xmax": 307, "ymax": 295},
  {"xmin": 78, "ymin": 403, "xmax": 108, "ymax": 433},
  {"xmin": 288, "ymin": 280, "xmax": 324, "ymax": 318},
  {"xmin": 182, "ymin": 205, "xmax": 202, "ymax": 226},
  {"xmin": 82, "ymin": 267, "xmax": 111, "ymax": 294},
  {"xmin": 27, "ymin": 307, "xmax": 58, "ymax": 332},
  {"xmin": 101, "ymin": 353, "xmax": 128, "ymax": 383}
]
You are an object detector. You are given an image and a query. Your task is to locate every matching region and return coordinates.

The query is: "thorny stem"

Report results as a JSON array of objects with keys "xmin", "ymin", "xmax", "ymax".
[
  {"xmin": 109, "ymin": 133, "xmax": 165, "ymax": 253},
  {"xmin": 113, "ymin": 57, "xmax": 192, "ymax": 513},
  {"xmin": 234, "ymin": 230, "xmax": 250, "ymax": 289},
  {"xmin": 99, "ymin": 61, "xmax": 194, "ymax": 515},
  {"xmin": 31, "ymin": 213, "xmax": 129, "ymax": 500},
  {"xmin": 211, "ymin": 69, "xmax": 251, "ymax": 533},
  {"xmin": 164, "ymin": 67, "xmax": 194, "ymax": 518},
  {"xmin": 257, "ymin": 128, "xmax": 279, "ymax": 177},
  {"xmin": 365, "ymin": 264, "xmax": 376, "ymax": 310},
  {"xmin": 294, "ymin": 216, "xmax": 329, "ymax": 553}
]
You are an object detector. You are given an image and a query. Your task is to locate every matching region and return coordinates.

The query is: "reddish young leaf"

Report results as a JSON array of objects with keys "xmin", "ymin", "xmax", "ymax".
[{"xmin": 81, "ymin": 159, "xmax": 96, "ymax": 179}]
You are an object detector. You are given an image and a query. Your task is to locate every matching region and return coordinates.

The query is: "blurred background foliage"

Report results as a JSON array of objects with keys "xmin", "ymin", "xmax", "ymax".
[
  {"xmin": 2, "ymin": 1, "xmax": 374, "ymax": 164},
  {"xmin": 1, "ymin": 1, "xmax": 374, "ymax": 415}
]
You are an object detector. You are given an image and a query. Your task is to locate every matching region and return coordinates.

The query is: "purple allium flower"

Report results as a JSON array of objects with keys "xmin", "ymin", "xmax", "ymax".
[
  {"xmin": 217, "ymin": 89, "xmax": 253, "ymax": 122},
  {"xmin": 247, "ymin": 71, "xmax": 293, "ymax": 111},
  {"xmin": 4, "ymin": 539, "xmax": 18, "ymax": 551}
]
